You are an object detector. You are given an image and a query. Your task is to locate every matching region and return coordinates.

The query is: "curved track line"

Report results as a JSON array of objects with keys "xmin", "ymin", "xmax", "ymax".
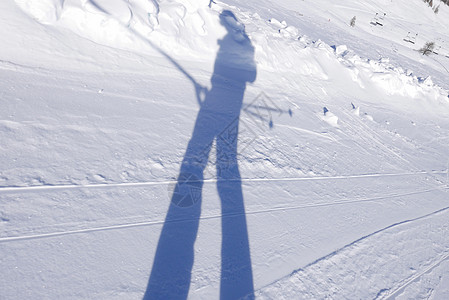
[
  {"xmin": 380, "ymin": 252, "xmax": 449, "ymax": 300},
  {"xmin": 340, "ymin": 108, "xmax": 413, "ymax": 167},
  {"xmin": 1, "ymin": 186, "xmax": 446, "ymax": 243},
  {"xmin": 0, "ymin": 170, "xmax": 446, "ymax": 194},
  {"xmin": 273, "ymin": 123, "xmax": 338, "ymax": 142},
  {"xmin": 255, "ymin": 203, "xmax": 449, "ymax": 296}
]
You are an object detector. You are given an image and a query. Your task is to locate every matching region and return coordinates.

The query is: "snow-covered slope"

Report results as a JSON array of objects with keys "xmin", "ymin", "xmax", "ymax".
[{"xmin": 1, "ymin": 0, "xmax": 449, "ymax": 299}]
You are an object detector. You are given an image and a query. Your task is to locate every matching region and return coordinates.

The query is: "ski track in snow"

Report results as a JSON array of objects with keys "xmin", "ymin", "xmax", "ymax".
[
  {"xmin": 2, "ymin": 0, "xmax": 449, "ymax": 299},
  {"xmin": 339, "ymin": 108, "xmax": 412, "ymax": 166},
  {"xmin": 256, "ymin": 203, "xmax": 449, "ymax": 299},
  {"xmin": 380, "ymin": 252, "xmax": 449, "ymax": 299},
  {"xmin": 1, "ymin": 184, "xmax": 447, "ymax": 243},
  {"xmin": 0, "ymin": 170, "xmax": 446, "ymax": 194}
]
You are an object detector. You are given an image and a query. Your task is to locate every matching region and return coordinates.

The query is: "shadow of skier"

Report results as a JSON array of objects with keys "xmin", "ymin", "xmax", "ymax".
[{"xmin": 144, "ymin": 10, "xmax": 256, "ymax": 300}]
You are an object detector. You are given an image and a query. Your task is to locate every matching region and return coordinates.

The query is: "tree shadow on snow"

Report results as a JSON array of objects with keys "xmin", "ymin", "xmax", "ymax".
[{"xmin": 143, "ymin": 10, "xmax": 257, "ymax": 300}]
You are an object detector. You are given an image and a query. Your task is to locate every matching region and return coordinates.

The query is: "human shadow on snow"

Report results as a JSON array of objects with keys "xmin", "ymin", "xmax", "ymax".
[{"xmin": 144, "ymin": 10, "xmax": 257, "ymax": 300}]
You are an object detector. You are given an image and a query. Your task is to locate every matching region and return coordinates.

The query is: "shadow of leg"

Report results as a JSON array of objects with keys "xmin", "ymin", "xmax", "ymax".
[
  {"xmin": 217, "ymin": 134, "xmax": 254, "ymax": 299},
  {"xmin": 144, "ymin": 187, "xmax": 202, "ymax": 300}
]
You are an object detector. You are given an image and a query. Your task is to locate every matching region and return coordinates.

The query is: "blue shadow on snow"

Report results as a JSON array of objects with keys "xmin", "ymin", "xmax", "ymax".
[{"xmin": 144, "ymin": 10, "xmax": 257, "ymax": 300}]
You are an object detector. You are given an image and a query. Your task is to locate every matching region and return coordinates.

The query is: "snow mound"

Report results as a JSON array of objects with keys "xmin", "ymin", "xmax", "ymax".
[
  {"xmin": 12, "ymin": 0, "xmax": 449, "ymax": 102},
  {"xmin": 344, "ymin": 54, "xmax": 449, "ymax": 101},
  {"xmin": 14, "ymin": 0, "xmax": 64, "ymax": 24},
  {"xmin": 14, "ymin": 0, "xmax": 225, "ymax": 59},
  {"xmin": 249, "ymin": 13, "xmax": 448, "ymax": 103},
  {"xmin": 320, "ymin": 107, "xmax": 339, "ymax": 127}
]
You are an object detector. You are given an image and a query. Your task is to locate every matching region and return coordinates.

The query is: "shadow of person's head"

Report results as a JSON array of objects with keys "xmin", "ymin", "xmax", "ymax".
[
  {"xmin": 213, "ymin": 10, "xmax": 256, "ymax": 85},
  {"xmin": 219, "ymin": 10, "xmax": 249, "ymax": 42},
  {"xmin": 219, "ymin": 10, "xmax": 238, "ymax": 27}
]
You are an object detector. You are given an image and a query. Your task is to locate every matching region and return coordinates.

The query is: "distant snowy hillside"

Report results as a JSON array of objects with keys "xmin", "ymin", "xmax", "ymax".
[{"xmin": 1, "ymin": 0, "xmax": 449, "ymax": 299}]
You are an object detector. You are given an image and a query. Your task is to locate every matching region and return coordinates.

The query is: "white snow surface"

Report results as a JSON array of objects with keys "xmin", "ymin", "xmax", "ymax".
[{"xmin": 2, "ymin": 0, "xmax": 449, "ymax": 299}]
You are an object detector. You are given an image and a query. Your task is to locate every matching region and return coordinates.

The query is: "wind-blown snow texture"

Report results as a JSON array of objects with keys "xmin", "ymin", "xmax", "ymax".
[{"xmin": 1, "ymin": 0, "xmax": 449, "ymax": 299}]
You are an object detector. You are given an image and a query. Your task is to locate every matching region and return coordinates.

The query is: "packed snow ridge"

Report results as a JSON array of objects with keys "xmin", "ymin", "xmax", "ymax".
[{"xmin": 13, "ymin": 0, "xmax": 449, "ymax": 102}]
